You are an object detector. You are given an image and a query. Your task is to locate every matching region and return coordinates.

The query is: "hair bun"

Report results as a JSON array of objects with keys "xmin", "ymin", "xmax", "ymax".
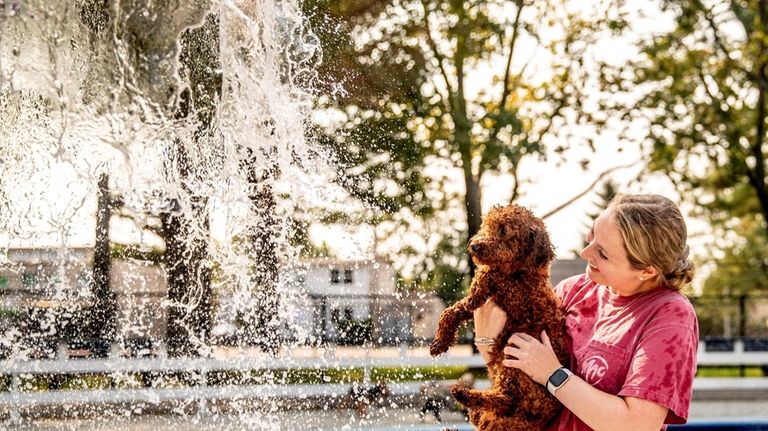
[{"xmin": 664, "ymin": 248, "xmax": 695, "ymax": 290}]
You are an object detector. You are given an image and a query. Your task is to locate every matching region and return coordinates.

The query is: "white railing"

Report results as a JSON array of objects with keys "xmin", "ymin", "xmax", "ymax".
[
  {"xmin": 696, "ymin": 339, "xmax": 768, "ymax": 366},
  {"xmin": 0, "ymin": 346, "xmax": 482, "ymax": 422},
  {"xmin": 1, "ymin": 340, "xmax": 767, "ymax": 423}
]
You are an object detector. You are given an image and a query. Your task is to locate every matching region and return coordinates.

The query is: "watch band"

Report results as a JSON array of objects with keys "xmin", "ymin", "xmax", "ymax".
[{"xmin": 546, "ymin": 367, "xmax": 573, "ymax": 395}]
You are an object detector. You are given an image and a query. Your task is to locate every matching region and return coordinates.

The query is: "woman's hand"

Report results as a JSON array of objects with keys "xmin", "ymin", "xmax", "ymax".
[
  {"xmin": 473, "ymin": 300, "xmax": 507, "ymax": 342},
  {"xmin": 502, "ymin": 330, "xmax": 562, "ymax": 385}
]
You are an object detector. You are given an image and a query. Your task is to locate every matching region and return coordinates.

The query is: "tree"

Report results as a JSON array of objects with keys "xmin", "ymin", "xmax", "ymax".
[
  {"xmin": 306, "ymin": 0, "xmax": 614, "ymax": 286},
  {"xmin": 91, "ymin": 173, "xmax": 117, "ymax": 340},
  {"xmin": 603, "ymin": 0, "xmax": 768, "ymax": 297},
  {"xmin": 79, "ymin": 1, "xmax": 218, "ymax": 357}
]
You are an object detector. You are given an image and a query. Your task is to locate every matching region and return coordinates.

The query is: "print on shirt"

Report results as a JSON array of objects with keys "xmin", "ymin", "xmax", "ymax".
[
  {"xmin": 582, "ymin": 355, "xmax": 609, "ymax": 385},
  {"xmin": 576, "ymin": 340, "xmax": 628, "ymax": 393}
]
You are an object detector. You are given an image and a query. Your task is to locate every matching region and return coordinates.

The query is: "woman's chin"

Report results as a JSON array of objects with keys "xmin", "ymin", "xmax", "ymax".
[{"xmin": 586, "ymin": 266, "xmax": 601, "ymax": 281}]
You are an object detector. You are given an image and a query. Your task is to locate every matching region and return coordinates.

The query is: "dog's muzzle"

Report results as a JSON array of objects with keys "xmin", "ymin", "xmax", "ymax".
[{"xmin": 468, "ymin": 241, "xmax": 485, "ymax": 258}]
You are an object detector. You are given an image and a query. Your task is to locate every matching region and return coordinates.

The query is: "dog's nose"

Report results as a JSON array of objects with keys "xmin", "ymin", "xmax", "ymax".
[{"xmin": 470, "ymin": 243, "xmax": 481, "ymax": 254}]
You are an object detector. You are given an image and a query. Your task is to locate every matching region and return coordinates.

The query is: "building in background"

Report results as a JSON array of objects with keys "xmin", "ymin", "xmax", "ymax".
[
  {"xmin": 1, "ymin": 247, "xmax": 587, "ymax": 355},
  {"xmin": 281, "ymin": 258, "xmax": 444, "ymax": 345},
  {"xmin": 0, "ymin": 247, "xmax": 166, "ymax": 358}
]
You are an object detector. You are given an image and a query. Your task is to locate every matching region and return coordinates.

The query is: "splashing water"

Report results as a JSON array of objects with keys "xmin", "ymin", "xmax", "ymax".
[
  {"xmin": 0, "ymin": 0, "xmax": 342, "ymax": 415},
  {"xmin": 0, "ymin": 2, "xmax": 457, "ymax": 429}
]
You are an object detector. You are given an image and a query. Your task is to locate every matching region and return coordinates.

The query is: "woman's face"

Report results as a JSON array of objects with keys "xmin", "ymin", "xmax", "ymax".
[{"xmin": 579, "ymin": 210, "xmax": 656, "ymax": 296}]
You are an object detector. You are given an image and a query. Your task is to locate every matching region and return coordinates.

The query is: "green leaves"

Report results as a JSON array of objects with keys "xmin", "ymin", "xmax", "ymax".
[
  {"xmin": 603, "ymin": 0, "xmax": 768, "ymax": 294},
  {"xmin": 304, "ymin": 0, "xmax": 620, "ymax": 289}
]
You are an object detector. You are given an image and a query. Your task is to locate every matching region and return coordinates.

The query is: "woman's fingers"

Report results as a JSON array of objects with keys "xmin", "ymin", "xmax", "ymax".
[
  {"xmin": 502, "ymin": 357, "xmax": 521, "ymax": 369},
  {"xmin": 503, "ymin": 345, "xmax": 522, "ymax": 358},
  {"xmin": 507, "ymin": 332, "xmax": 532, "ymax": 346}
]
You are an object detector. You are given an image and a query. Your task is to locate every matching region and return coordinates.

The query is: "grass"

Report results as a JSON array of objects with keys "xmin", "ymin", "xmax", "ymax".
[
  {"xmin": 0, "ymin": 365, "xmax": 763, "ymax": 393},
  {"xmin": 696, "ymin": 366, "xmax": 766, "ymax": 377}
]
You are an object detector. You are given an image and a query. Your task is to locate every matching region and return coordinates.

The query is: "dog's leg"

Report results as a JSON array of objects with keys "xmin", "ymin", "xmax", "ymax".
[
  {"xmin": 429, "ymin": 303, "xmax": 472, "ymax": 355},
  {"xmin": 430, "ymin": 275, "xmax": 493, "ymax": 356},
  {"xmin": 450, "ymin": 385, "xmax": 513, "ymax": 412},
  {"xmin": 517, "ymin": 383, "xmax": 562, "ymax": 427},
  {"xmin": 477, "ymin": 414, "xmax": 541, "ymax": 431},
  {"xmin": 468, "ymin": 408, "xmax": 484, "ymax": 427}
]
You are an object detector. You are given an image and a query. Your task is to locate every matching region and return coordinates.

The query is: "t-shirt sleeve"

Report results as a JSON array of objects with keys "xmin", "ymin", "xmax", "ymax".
[
  {"xmin": 554, "ymin": 273, "xmax": 589, "ymax": 310},
  {"xmin": 617, "ymin": 304, "xmax": 698, "ymax": 424}
]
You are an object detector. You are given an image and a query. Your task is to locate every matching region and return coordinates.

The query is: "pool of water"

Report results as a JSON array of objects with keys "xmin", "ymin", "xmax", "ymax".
[{"xmin": 9, "ymin": 400, "xmax": 768, "ymax": 431}]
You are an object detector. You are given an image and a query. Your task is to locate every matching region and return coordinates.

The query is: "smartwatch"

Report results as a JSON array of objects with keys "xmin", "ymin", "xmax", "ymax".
[{"xmin": 546, "ymin": 367, "xmax": 573, "ymax": 395}]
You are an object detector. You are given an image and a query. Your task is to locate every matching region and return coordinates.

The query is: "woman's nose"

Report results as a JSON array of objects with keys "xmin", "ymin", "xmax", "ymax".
[{"xmin": 579, "ymin": 243, "xmax": 591, "ymax": 260}]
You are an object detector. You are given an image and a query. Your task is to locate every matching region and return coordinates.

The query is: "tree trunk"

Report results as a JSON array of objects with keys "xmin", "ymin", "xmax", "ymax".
[
  {"xmin": 164, "ymin": 14, "xmax": 220, "ymax": 358},
  {"xmin": 243, "ymin": 160, "xmax": 281, "ymax": 355},
  {"xmin": 162, "ymin": 203, "xmax": 192, "ymax": 357},
  {"xmin": 455, "ymin": 111, "xmax": 481, "ymax": 279},
  {"xmin": 162, "ymin": 192, "xmax": 212, "ymax": 358},
  {"xmin": 91, "ymin": 173, "xmax": 116, "ymax": 340},
  {"xmin": 752, "ymin": 1, "xmax": 768, "ymax": 237}
]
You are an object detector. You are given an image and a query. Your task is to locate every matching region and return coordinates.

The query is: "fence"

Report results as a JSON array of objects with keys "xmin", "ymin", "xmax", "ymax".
[
  {"xmin": 288, "ymin": 294, "xmax": 444, "ymax": 346},
  {"xmin": 693, "ymin": 294, "xmax": 768, "ymax": 339},
  {"xmin": 4, "ymin": 292, "xmax": 768, "ymax": 361}
]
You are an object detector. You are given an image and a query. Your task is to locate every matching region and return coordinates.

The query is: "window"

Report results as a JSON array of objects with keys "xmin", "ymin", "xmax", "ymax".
[
  {"xmin": 330, "ymin": 269, "xmax": 340, "ymax": 284},
  {"xmin": 21, "ymin": 272, "xmax": 38, "ymax": 288},
  {"xmin": 343, "ymin": 269, "xmax": 353, "ymax": 284}
]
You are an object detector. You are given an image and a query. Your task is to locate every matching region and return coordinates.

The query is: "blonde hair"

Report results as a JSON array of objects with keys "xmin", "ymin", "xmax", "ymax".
[{"xmin": 608, "ymin": 194, "xmax": 695, "ymax": 291}]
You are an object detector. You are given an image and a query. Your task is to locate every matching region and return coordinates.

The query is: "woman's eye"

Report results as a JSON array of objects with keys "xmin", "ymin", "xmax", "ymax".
[{"xmin": 598, "ymin": 249, "xmax": 608, "ymax": 260}]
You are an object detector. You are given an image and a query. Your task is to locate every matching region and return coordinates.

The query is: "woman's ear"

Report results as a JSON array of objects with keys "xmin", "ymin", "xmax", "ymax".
[{"xmin": 639, "ymin": 266, "xmax": 658, "ymax": 280}]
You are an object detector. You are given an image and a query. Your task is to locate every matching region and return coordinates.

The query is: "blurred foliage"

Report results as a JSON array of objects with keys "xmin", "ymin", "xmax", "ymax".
[
  {"xmin": 2, "ymin": 366, "xmax": 479, "ymax": 393},
  {"xmin": 60, "ymin": 375, "xmax": 112, "ymax": 391},
  {"xmin": 110, "ymin": 243, "xmax": 165, "ymax": 264},
  {"xmin": 701, "ymin": 219, "xmax": 768, "ymax": 296},
  {"xmin": 288, "ymin": 218, "xmax": 333, "ymax": 259},
  {"xmin": 371, "ymin": 365, "xmax": 472, "ymax": 382},
  {"xmin": 575, "ymin": 180, "xmax": 618, "ymax": 255},
  {"xmin": 303, "ymin": 0, "xmax": 616, "ymax": 292},
  {"xmin": 603, "ymin": 1, "xmax": 768, "ymax": 295}
]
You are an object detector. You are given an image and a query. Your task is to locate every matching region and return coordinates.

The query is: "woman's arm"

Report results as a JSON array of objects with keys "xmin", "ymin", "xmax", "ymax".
[
  {"xmin": 473, "ymin": 300, "xmax": 508, "ymax": 379},
  {"xmin": 504, "ymin": 332, "xmax": 667, "ymax": 431},
  {"xmin": 554, "ymin": 377, "xmax": 667, "ymax": 431}
]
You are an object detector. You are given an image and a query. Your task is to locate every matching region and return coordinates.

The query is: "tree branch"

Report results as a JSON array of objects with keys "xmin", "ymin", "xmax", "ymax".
[
  {"xmin": 540, "ymin": 160, "xmax": 643, "ymax": 220},
  {"xmin": 692, "ymin": 0, "xmax": 753, "ymax": 78},
  {"xmin": 498, "ymin": 0, "xmax": 525, "ymax": 115},
  {"xmin": 420, "ymin": 0, "xmax": 455, "ymax": 112}
]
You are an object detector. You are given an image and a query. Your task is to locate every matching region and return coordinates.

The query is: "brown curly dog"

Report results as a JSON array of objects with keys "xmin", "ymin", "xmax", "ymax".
[{"xmin": 430, "ymin": 204, "xmax": 570, "ymax": 431}]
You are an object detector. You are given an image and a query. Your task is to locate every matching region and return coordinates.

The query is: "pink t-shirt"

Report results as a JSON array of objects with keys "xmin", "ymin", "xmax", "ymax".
[{"xmin": 553, "ymin": 274, "xmax": 698, "ymax": 431}]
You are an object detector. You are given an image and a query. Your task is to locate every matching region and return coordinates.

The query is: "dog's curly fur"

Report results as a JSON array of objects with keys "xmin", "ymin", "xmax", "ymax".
[{"xmin": 430, "ymin": 204, "xmax": 570, "ymax": 431}]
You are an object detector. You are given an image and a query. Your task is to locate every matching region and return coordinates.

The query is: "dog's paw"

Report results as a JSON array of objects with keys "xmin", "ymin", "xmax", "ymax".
[
  {"xmin": 429, "ymin": 340, "xmax": 448, "ymax": 356},
  {"xmin": 450, "ymin": 384, "xmax": 470, "ymax": 404}
]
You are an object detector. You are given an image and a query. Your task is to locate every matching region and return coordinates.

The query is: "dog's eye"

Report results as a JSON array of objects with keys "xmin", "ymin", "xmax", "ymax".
[{"xmin": 499, "ymin": 225, "xmax": 507, "ymax": 236}]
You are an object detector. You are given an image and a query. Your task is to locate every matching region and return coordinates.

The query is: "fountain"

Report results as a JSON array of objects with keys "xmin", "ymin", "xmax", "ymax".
[
  {"xmin": 0, "ymin": 0, "xmax": 324, "ymax": 423},
  {"xmin": 0, "ymin": 0, "xmax": 328, "ymax": 347},
  {"xmin": 0, "ymin": 1, "xmax": 462, "ymax": 429}
]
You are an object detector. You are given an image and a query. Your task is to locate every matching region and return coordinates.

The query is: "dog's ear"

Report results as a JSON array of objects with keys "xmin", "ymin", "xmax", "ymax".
[{"xmin": 529, "ymin": 226, "xmax": 555, "ymax": 267}]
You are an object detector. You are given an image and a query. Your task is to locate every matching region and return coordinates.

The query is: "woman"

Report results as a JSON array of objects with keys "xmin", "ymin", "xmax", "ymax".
[{"xmin": 474, "ymin": 194, "xmax": 698, "ymax": 431}]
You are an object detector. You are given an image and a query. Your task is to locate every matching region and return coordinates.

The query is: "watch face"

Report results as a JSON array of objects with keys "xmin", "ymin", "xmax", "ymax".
[{"xmin": 549, "ymin": 369, "xmax": 569, "ymax": 386}]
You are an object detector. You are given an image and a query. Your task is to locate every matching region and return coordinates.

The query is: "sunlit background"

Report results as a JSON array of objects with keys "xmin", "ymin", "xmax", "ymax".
[{"xmin": 0, "ymin": 0, "xmax": 767, "ymax": 429}]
